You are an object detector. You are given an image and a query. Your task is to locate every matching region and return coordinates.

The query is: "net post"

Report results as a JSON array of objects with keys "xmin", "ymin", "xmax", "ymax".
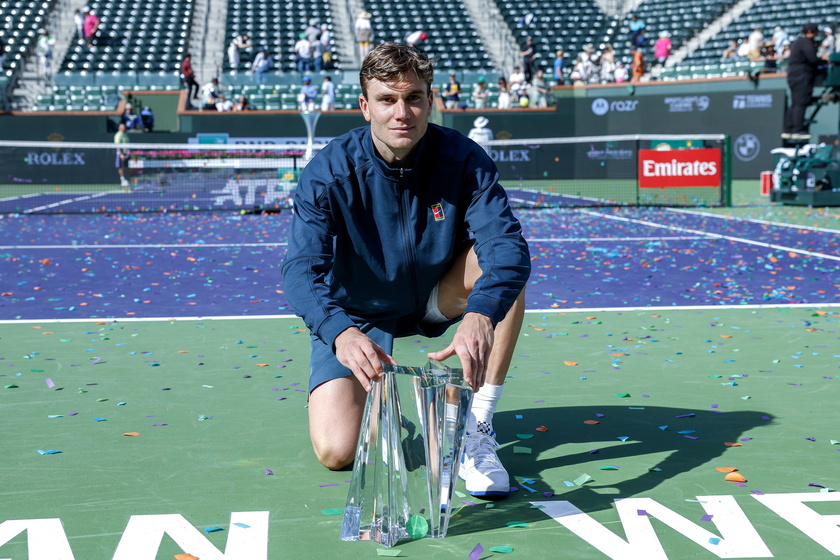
[
  {"xmin": 722, "ymin": 134, "xmax": 732, "ymax": 207},
  {"xmin": 635, "ymin": 136, "xmax": 641, "ymax": 206}
]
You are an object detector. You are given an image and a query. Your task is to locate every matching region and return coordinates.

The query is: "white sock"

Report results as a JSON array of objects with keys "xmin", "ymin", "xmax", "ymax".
[{"xmin": 468, "ymin": 382, "xmax": 504, "ymax": 435}]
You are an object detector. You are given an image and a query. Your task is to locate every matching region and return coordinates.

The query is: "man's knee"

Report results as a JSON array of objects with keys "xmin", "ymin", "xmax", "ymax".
[{"xmin": 313, "ymin": 442, "xmax": 356, "ymax": 471}]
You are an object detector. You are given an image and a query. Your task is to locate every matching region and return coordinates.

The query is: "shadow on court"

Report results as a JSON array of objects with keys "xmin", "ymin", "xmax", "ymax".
[{"xmin": 446, "ymin": 405, "xmax": 773, "ymax": 536}]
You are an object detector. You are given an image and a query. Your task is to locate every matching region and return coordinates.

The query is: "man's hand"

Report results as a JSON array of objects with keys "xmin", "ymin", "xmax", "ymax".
[
  {"xmin": 427, "ymin": 312, "xmax": 494, "ymax": 391},
  {"xmin": 334, "ymin": 327, "xmax": 397, "ymax": 392}
]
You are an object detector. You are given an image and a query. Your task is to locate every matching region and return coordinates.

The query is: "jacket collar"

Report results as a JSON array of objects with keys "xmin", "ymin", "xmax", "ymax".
[{"xmin": 362, "ymin": 125, "xmax": 435, "ymax": 181}]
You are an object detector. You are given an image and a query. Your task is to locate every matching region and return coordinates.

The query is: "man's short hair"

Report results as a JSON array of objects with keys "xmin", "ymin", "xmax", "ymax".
[{"xmin": 359, "ymin": 42, "xmax": 434, "ymax": 98}]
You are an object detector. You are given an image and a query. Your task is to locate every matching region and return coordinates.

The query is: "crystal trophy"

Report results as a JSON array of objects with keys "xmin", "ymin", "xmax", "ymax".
[{"xmin": 340, "ymin": 359, "xmax": 474, "ymax": 547}]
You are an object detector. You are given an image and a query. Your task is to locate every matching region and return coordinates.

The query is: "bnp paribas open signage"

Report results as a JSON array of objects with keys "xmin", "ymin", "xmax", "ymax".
[{"xmin": 5, "ymin": 493, "xmax": 840, "ymax": 558}]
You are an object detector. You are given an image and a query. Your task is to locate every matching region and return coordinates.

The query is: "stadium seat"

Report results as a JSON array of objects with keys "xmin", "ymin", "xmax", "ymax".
[{"xmin": 224, "ymin": 0, "xmax": 340, "ymax": 74}]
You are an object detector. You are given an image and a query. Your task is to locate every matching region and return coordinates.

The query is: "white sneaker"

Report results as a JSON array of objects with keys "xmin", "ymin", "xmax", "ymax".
[
  {"xmin": 120, "ymin": 178, "xmax": 129, "ymax": 187},
  {"xmin": 459, "ymin": 431, "xmax": 510, "ymax": 497}
]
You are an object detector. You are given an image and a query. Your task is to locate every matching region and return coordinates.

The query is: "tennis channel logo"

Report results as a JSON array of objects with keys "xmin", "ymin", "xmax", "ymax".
[
  {"xmin": 591, "ymin": 98, "xmax": 639, "ymax": 116},
  {"xmin": 732, "ymin": 94, "xmax": 773, "ymax": 109}
]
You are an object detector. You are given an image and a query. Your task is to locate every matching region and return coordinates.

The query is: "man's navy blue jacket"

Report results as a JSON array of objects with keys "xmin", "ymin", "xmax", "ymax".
[{"xmin": 281, "ymin": 123, "xmax": 531, "ymax": 349}]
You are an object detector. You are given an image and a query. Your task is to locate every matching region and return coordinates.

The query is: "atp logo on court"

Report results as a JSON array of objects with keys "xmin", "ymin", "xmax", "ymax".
[{"xmin": 431, "ymin": 203, "xmax": 445, "ymax": 221}]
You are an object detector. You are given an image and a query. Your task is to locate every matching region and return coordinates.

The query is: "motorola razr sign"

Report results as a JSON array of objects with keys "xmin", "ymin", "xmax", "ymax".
[{"xmin": 580, "ymin": 91, "xmax": 784, "ymax": 179}]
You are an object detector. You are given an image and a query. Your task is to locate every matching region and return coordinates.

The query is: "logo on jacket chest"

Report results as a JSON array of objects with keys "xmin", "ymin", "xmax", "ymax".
[{"xmin": 431, "ymin": 203, "xmax": 445, "ymax": 221}]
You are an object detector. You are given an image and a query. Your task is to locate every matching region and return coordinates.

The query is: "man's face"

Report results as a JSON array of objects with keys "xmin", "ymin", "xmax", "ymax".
[{"xmin": 359, "ymin": 72, "xmax": 432, "ymax": 165}]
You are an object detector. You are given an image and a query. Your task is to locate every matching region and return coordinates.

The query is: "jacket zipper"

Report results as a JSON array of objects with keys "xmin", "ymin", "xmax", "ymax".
[{"xmin": 398, "ymin": 168, "xmax": 421, "ymax": 311}]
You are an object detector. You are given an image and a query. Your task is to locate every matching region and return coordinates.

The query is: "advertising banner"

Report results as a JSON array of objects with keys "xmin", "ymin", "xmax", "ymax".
[{"xmin": 638, "ymin": 148, "xmax": 722, "ymax": 189}]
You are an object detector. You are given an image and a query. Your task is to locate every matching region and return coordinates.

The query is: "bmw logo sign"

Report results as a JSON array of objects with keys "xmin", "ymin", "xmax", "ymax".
[{"xmin": 734, "ymin": 133, "xmax": 760, "ymax": 162}]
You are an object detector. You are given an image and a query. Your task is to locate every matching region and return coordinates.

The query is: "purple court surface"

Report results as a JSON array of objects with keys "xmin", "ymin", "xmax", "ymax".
[{"xmin": 1, "ymin": 207, "xmax": 839, "ymax": 321}]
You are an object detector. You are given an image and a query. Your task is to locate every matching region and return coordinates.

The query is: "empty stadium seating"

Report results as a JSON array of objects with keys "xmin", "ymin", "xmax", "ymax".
[
  {"xmin": 1, "ymin": 0, "xmax": 55, "ymax": 77},
  {"xmin": 224, "ymin": 0, "xmax": 339, "ymax": 74},
  {"xmin": 59, "ymin": 0, "xmax": 191, "ymax": 75},
  {"xmin": 494, "ymin": 0, "xmax": 609, "ymax": 74},
  {"xmin": 363, "ymin": 0, "xmax": 493, "ymax": 71}
]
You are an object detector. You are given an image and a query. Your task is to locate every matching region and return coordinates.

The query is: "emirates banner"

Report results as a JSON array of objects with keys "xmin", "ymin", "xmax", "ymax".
[{"xmin": 638, "ymin": 148, "xmax": 721, "ymax": 189}]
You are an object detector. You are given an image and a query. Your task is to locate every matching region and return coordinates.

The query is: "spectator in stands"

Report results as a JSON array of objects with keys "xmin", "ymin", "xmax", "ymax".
[
  {"xmin": 634, "ymin": 28, "xmax": 646, "ymax": 48},
  {"xmin": 120, "ymin": 105, "xmax": 141, "ymax": 130},
  {"xmin": 215, "ymin": 95, "xmax": 233, "ymax": 112},
  {"xmin": 496, "ymin": 76, "xmax": 511, "ymax": 109},
  {"xmin": 140, "ymin": 106, "xmax": 154, "ymax": 132},
  {"xmin": 521, "ymin": 37, "xmax": 536, "ymax": 82},
  {"xmin": 472, "ymin": 76, "xmax": 489, "ymax": 109},
  {"xmin": 783, "ymin": 23, "xmax": 823, "ymax": 139},
  {"xmin": 631, "ymin": 46, "xmax": 644, "ymax": 84},
  {"xmin": 529, "ymin": 69, "xmax": 549, "ymax": 108},
  {"xmin": 294, "ymin": 33, "xmax": 313, "ymax": 74},
  {"xmin": 772, "ymin": 26, "xmax": 789, "ymax": 51},
  {"xmin": 628, "ymin": 15, "xmax": 646, "ymax": 46},
  {"xmin": 748, "ymin": 27, "xmax": 764, "ymax": 61},
  {"xmin": 508, "ymin": 65, "xmax": 525, "ymax": 103},
  {"xmin": 73, "ymin": 9, "xmax": 85, "ymax": 42},
  {"xmin": 35, "ymin": 28, "xmax": 54, "ymax": 82},
  {"xmin": 114, "ymin": 123, "xmax": 129, "ymax": 188},
  {"xmin": 654, "ymin": 31, "xmax": 672, "ymax": 65},
  {"xmin": 736, "ymin": 36, "xmax": 750, "ymax": 59},
  {"xmin": 818, "ymin": 27, "xmax": 834, "ymax": 60},
  {"xmin": 761, "ymin": 42, "xmax": 779, "ymax": 74},
  {"xmin": 467, "ymin": 116, "xmax": 493, "ymax": 149},
  {"xmin": 748, "ymin": 40, "xmax": 780, "ymax": 83},
  {"xmin": 233, "ymin": 95, "xmax": 250, "ymax": 111},
  {"xmin": 779, "ymin": 43, "xmax": 792, "ymax": 62},
  {"xmin": 614, "ymin": 61, "xmax": 628, "ymax": 83},
  {"xmin": 320, "ymin": 24, "xmax": 334, "ymax": 69},
  {"xmin": 599, "ymin": 44, "xmax": 616, "ymax": 83},
  {"xmin": 569, "ymin": 55, "xmax": 587, "ymax": 85},
  {"xmin": 311, "ymin": 31, "xmax": 325, "ymax": 72},
  {"xmin": 721, "ymin": 39, "xmax": 740, "ymax": 60},
  {"xmin": 321, "ymin": 75, "xmax": 336, "ymax": 112},
  {"xmin": 228, "ymin": 33, "xmax": 252, "ymax": 70},
  {"xmin": 201, "ymin": 78, "xmax": 221, "ymax": 111},
  {"xmin": 250, "ymin": 47, "xmax": 273, "ymax": 85},
  {"xmin": 298, "ymin": 76, "xmax": 318, "ymax": 112},
  {"xmin": 580, "ymin": 43, "xmax": 595, "ymax": 64},
  {"xmin": 305, "ymin": 19, "xmax": 321, "ymax": 44},
  {"xmin": 442, "ymin": 71, "xmax": 461, "ymax": 109},
  {"xmin": 405, "ymin": 30, "xmax": 429, "ymax": 48},
  {"xmin": 355, "ymin": 10, "xmax": 374, "ymax": 59},
  {"xmin": 553, "ymin": 49, "xmax": 565, "ymax": 85},
  {"xmin": 83, "ymin": 8, "xmax": 99, "ymax": 48},
  {"xmin": 180, "ymin": 53, "xmax": 199, "ymax": 101}
]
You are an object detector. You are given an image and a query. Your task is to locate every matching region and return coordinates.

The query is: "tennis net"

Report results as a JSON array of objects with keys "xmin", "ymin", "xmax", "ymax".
[{"xmin": 0, "ymin": 134, "xmax": 729, "ymax": 214}]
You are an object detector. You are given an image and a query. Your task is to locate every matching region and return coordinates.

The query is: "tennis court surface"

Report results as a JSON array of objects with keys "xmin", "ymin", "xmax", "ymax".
[{"xmin": 2, "ymin": 198, "xmax": 840, "ymax": 559}]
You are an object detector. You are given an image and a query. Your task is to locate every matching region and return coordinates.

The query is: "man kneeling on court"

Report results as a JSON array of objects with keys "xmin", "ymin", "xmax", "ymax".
[{"xmin": 281, "ymin": 43, "xmax": 531, "ymax": 498}]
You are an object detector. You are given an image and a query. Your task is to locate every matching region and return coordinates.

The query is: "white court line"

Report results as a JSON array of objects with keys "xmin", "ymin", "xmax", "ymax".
[
  {"xmin": 0, "ymin": 193, "xmax": 41, "ymax": 202},
  {"xmin": 527, "ymin": 236, "xmax": 706, "ymax": 242},
  {"xmin": 580, "ymin": 209, "xmax": 840, "ymax": 262},
  {"xmin": 23, "ymin": 191, "xmax": 113, "ymax": 214},
  {"xmin": 0, "ymin": 242, "xmax": 288, "ymax": 250},
  {"xmin": 2, "ymin": 302, "xmax": 840, "ymax": 325},
  {"xmin": 666, "ymin": 207, "xmax": 840, "ymax": 235}
]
